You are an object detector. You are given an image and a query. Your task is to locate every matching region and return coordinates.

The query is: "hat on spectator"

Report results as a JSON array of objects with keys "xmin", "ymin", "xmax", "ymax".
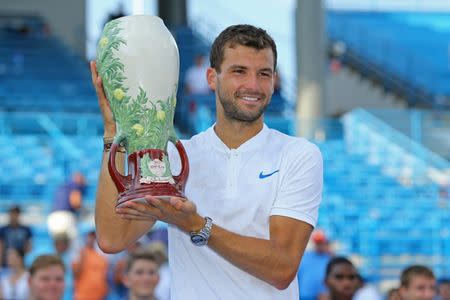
[{"xmin": 311, "ymin": 229, "xmax": 328, "ymax": 244}]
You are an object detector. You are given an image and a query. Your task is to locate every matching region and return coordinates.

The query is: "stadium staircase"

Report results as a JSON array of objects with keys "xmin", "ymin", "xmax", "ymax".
[{"xmin": 327, "ymin": 11, "xmax": 450, "ymax": 109}]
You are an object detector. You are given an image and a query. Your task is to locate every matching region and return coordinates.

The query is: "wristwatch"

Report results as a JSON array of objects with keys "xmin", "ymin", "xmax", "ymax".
[{"xmin": 190, "ymin": 217, "xmax": 213, "ymax": 246}]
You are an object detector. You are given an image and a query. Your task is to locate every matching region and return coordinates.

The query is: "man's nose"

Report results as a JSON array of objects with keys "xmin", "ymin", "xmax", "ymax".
[{"xmin": 243, "ymin": 73, "xmax": 260, "ymax": 90}]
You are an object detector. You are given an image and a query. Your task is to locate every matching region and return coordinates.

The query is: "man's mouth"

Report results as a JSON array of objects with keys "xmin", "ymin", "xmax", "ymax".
[{"xmin": 241, "ymin": 96, "xmax": 259, "ymax": 102}]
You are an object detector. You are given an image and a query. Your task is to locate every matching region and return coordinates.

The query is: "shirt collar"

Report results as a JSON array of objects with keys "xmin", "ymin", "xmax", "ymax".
[{"xmin": 207, "ymin": 123, "xmax": 269, "ymax": 153}]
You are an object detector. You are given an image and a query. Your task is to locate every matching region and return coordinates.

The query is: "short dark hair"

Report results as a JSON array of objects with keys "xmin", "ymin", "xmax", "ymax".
[
  {"xmin": 325, "ymin": 256, "xmax": 355, "ymax": 278},
  {"xmin": 400, "ymin": 265, "xmax": 435, "ymax": 287},
  {"xmin": 29, "ymin": 254, "xmax": 65, "ymax": 276},
  {"xmin": 125, "ymin": 251, "xmax": 158, "ymax": 273},
  {"xmin": 9, "ymin": 205, "xmax": 21, "ymax": 214},
  {"xmin": 210, "ymin": 24, "xmax": 277, "ymax": 72}
]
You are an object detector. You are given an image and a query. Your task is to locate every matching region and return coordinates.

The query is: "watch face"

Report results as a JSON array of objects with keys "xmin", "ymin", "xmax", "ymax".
[{"xmin": 191, "ymin": 234, "xmax": 207, "ymax": 246}]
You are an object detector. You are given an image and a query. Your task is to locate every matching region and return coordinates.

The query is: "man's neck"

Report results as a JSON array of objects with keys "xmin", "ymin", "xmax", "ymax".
[{"xmin": 214, "ymin": 117, "xmax": 264, "ymax": 149}]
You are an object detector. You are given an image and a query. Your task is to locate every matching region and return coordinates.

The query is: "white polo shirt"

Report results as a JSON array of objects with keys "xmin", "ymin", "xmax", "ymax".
[{"xmin": 168, "ymin": 124, "xmax": 323, "ymax": 300}]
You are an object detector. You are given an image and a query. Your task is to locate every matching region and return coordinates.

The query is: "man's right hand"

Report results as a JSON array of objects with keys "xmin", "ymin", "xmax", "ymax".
[{"xmin": 90, "ymin": 60, "xmax": 116, "ymax": 137}]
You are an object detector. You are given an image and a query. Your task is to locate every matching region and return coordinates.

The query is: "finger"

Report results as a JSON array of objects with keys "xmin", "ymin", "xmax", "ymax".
[
  {"xmin": 117, "ymin": 208, "xmax": 159, "ymax": 220},
  {"xmin": 118, "ymin": 213, "xmax": 153, "ymax": 221},
  {"xmin": 145, "ymin": 196, "xmax": 165, "ymax": 208},
  {"xmin": 96, "ymin": 75, "xmax": 107, "ymax": 103},
  {"xmin": 169, "ymin": 197, "xmax": 196, "ymax": 213},
  {"xmin": 168, "ymin": 197, "xmax": 185, "ymax": 210},
  {"xmin": 117, "ymin": 202, "xmax": 160, "ymax": 216},
  {"xmin": 90, "ymin": 60, "xmax": 97, "ymax": 86},
  {"xmin": 90, "ymin": 61, "xmax": 108, "ymax": 104}
]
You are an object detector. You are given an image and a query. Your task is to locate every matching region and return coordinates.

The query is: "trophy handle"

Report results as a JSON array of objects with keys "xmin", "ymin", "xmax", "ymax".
[
  {"xmin": 171, "ymin": 139, "xmax": 189, "ymax": 191},
  {"xmin": 108, "ymin": 135, "xmax": 132, "ymax": 193}
]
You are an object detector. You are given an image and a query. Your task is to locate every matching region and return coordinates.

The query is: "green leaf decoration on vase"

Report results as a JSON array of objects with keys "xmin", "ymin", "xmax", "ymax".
[{"xmin": 96, "ymin": 19, "xmax": 177, "ymax": 155}]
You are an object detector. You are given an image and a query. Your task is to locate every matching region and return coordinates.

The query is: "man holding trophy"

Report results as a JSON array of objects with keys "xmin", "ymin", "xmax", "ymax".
[{"xmin": 92, "ymin": 16, "xmax": 323, "ymax": 299}]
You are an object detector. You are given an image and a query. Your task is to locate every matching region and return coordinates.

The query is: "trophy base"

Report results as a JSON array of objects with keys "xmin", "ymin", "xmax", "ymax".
[{"xmin": 116, "ymin": 182, "xmax": 185, "ymax": 208}]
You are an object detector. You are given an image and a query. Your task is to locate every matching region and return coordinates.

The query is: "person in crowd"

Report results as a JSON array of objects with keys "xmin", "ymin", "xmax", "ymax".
[
  {"xmin": 92, "ymin": 23, "xmax": 323, "ymax": 299},
  {"xmin": 52, "ymin": 233, "xmax": 75, "ymax": 300},
  {"xmin": 111, "ymin": 240, "xmax": 142, "ymax": 298},
  {"xmin": 319, "ymin": 256, "xmax": 359, "ymax": 300},
  {"xmin": 0, "ymin": 205, "xmax": 32, "ymax": 267},
  {"xmin": 52, "ymin": 233, "xmax": 73, "ymax": 264},
  {"xmin": 47, "ymin": 172, "xmax": 86, "ymax": 242},
  {"xmin": 0, "ymin": 247, "xmax": 29, "ymax": 299},
  {"xmin": 353, "ymin": 273, "xmax": 382, "ymax": 300},
  {"xmin": 438, "ymin": 278, "xmax": 450, "ymax": 300},
  {"xmin": 184, "ymin": 54, "xmax": 211, "ymax": 95},
  {"xmin": 387, "ymin": 287, "xmax": 401, "ymax": 300},
  {"xmin": 28, "ymin": 254, "xmax": 65, "ymax": 300},
  {"xmin": 145, "ymin": 241, "xmax": 170, "ymax": 300},
  {"xmin": 298, "ymin": 229, "xmax": 333, "ymax": 300},
  {"xmin": 398, "ymin": 265, "xmax": 436, "ymax": 300},
  {"xmin": 72, "ymin": 231, "xmax": 108, "ymax": 300},
  {"xmin": 122, "ymin": 251, "xmax": 160, "ymax": 300}
]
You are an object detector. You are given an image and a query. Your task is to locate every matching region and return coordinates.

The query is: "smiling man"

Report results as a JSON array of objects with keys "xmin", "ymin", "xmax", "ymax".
[{"xmin": 93, "ymin": 24, "xmax": 323, "ymax": 300}]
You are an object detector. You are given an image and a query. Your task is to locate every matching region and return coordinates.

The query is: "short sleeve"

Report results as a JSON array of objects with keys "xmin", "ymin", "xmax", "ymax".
[{"xmin": 270, "ymin": 140, "xmax": 323, "ymax": 227}]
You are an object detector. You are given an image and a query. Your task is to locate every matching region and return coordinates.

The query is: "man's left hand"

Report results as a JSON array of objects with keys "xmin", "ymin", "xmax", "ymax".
[{"xmin": 115, "ymin": 196, "xmax": 205, "ymax": 232}]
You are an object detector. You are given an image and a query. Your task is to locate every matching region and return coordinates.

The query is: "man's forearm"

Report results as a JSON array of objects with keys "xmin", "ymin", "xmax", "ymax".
[
  {"xmin": 206, "ymin": 218, "xmax": 312, "ymax": 290},
  {"xmin": 95, "ymin": 151, "xmax": 154, "ymax": 253}
]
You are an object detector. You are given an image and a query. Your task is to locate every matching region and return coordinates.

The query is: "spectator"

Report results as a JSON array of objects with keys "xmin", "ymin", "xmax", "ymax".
[
  {"xmin": 438, "ymin": 279, "xmax": 450, "ymax": 300},
  {"xmin": 184, "ymin": 54, "xmax": 211, "ymax": 95},
  {"xmin": 28, "ymin": 254, "xmax": 65, "ymax": 300},
  {"xmin": 353, "ymin": 274, "xmax": 382, "ymax": 300},
  {"xmin": 145, "ymin": 241, "xmax": 170, "ymax": 300},
  {"xmin": 399, "ymin": 265, "xmax": 436, "ymax": 300},
  {"xmin": 0, "ymin": 247, "xmax": 29, "ymax": 299},
  {"xmin": 72, "ymin": 231, "xmax": 109, "ymax": 300},
  {"xmin": 122, "ymin": 251, "xmax": 160, "ymax": 300},
  {"xmin": 53, "ymin": 233, "xmax": 73, "ymax": 263},
  {"xmin": 0, "ymin": 205, "xmax": 32, "ymax": 267},
  {"xmin": 320, "ymin": 256, "xmax": 359, "ymax": 300},
  {"xmin": 52, "ymin": 233, "xmax": 75, "ymax": 300},
  {"xmin": 47, "ymin": 172, "xmax": 86, "ymax": 241},
  {"xmin": 298, "ymin": 229, "xmax": 332, "ymax": 300},
  {"xmin": 111, "ymin": 240, "xmax": 142, "ymax": 298},
  {"xmin": 387, "ymin": 287, "xmax": 401, "ymax": 300}
]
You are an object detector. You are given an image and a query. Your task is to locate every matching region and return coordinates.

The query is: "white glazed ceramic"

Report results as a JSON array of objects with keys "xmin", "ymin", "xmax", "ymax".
[
  {"xmin": 96, "ymin": 15, "xmax": 180, "ymax": 154},
  {"xmin": 96, "ymin": 15, "xmax": 189, "ymax": 201}
]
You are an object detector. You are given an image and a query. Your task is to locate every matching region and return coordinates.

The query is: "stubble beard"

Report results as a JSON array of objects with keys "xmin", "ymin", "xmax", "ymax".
[{"xmin": 217, "ymin": 81, "xmax": 269, "ymax": 123}]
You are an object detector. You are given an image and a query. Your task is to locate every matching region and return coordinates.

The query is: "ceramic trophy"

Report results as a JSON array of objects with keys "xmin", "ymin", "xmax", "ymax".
[{"xmin": 96, "ymin": 15, "xmax": 189, "ymax": 207}]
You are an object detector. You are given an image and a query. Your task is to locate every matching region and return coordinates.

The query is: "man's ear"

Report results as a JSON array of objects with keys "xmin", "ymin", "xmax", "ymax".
[{"xmin": 206, "ymin": 67, "xmax": 217, "ymax": 91}]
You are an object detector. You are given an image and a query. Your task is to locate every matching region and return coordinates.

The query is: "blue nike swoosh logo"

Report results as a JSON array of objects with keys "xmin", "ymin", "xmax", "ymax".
[{"xmin": 259, "ymin": 170, "xmax": 279, "ymax": 179}]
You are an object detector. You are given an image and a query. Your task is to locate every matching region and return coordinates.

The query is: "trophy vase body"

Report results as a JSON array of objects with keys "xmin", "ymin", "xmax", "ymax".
[{"xmin": 96, "ymin": 15, "xmax": 189, "ymax": 207}]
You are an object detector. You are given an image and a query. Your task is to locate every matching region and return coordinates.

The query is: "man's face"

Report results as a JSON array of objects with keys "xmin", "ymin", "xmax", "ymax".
[
  {"xmin": 29, "ymin": 265, "xmax": 65, "ymax": 300},
  {"xmin": 207, "ymin": 45, "xmax": 275, "ymax": 124},
  {"xmin": 124, "ymin": 259, "xmax": 160, "ymax": 298},
  {"xmin": 325, "ymin": 263, "xmax": 359, "ymax": 300},
  {"xmin": 400, "ymin": 276, "xmax": 436, "ymax": 300},
  {"xmin": 9, "ymin": 211, "xmax": 20, "ymax": 225}
]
